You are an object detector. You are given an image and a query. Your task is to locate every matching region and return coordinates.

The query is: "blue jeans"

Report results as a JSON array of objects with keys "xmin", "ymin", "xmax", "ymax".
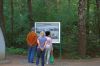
[
  {"xmin": 28, "ymin": 45, "xmax": 37, "ymax": 63},
  {"xmin": 36, "ymin": 48, "xmax": 45, "ymax": 66}
]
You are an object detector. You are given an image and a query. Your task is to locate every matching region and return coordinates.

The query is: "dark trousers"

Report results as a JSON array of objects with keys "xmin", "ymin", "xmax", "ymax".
[{"xmin": 36, "ymin": 48, "xmax": 45, "ymax": 66}]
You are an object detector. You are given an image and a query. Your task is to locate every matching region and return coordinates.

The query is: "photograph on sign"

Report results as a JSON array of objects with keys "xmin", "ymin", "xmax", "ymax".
[{"xmin": 35, "ymin": 22, "xmax": 60, "ymax": 43}]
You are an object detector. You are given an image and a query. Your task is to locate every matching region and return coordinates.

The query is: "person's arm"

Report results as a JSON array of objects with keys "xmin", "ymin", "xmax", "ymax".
[
  {"xmin": 26, "ymin": 32, "xmax": 32, "ymax": 46},
  {"xmin": 37, "ymin": 39, "xmax": 40, "ymax": 47},
  {"xmin": 41, "ymin": 39, "xmax": 47, "ymax": 51},
  {"xmin": 50, "ymin": 38, "xmax": 53, "ymax": 51},
  {"xmin": 37, "ymin": 38, "xmax": 45, "ymax": 51},
  {"xmin": 44, "ymin": 41, "xmax": 47, "ymax": 48},
  {"xmin": 26, "ymin": 33, "xmax": 29, "ymax": 43},
  {"xmin": 40, "ymin": 41, "xmax": 47, "ymax": 51}
]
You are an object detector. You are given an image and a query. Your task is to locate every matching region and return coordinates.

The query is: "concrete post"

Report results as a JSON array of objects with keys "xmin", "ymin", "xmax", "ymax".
[{"xmin": 0, "ymin": 27, "xmax": 5, "ymax": 60}]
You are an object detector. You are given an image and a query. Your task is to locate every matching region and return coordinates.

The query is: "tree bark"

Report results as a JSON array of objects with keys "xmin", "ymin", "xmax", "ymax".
[
  {"xmin": 86, "ymin": 0, "xmax": 90, "ymax": 35},
  {"xmin": 86, "ymin": 0, "xmax": 90, "ymax": 49},
  {"xmin": 78, "ymin": 0, "xmax": 87, "ymax": 56},
  {"xmin": 10, "ymin": 0, "xmax": 14, "ymax": 46},
  {"xmin": 0, "ymin": 0, "xmax": 6, "ymax": 60},
  {"xmin": 68, "ymin": 0, "xmax": 71, "ymax": 8},
  {"xmin": 57, "ymin": 0, "xmax": 60, "ymax": 10},
  {"xmin": 44, "ymin": 0, "xmax": 50, "ymax": 17},
  {"xmin": 27, "ymin": 0, "xmax": 34, "ymax": 27},
  {"xmin": 0, "ymin": 0, "xmax": 6, "ymax": 34},
  {"xmin": 96, "ymin": 0, "xmax": 100, "ymax": 37}
]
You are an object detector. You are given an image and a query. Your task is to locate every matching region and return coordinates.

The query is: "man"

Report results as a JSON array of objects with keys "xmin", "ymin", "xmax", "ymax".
[{"xmin": 26, "ymin": 27, "xmax": 37, "ymax": 63}]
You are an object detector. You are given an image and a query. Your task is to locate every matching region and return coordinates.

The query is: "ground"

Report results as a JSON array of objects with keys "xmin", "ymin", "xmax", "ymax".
[{"xmin": 0, "ymin": 55, "xmax": 100, "ymax": 66}]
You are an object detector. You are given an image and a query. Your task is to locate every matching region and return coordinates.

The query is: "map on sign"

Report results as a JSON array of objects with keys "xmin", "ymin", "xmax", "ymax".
[{"xmin": 35, "ymin": 22, "xmax": 60, "ymax": 43}]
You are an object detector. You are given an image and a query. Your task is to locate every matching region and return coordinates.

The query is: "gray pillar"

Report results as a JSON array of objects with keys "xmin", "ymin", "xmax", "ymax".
[{"xmin": 0, "ymin": 27, "xmax": 5, "ymax": 60}]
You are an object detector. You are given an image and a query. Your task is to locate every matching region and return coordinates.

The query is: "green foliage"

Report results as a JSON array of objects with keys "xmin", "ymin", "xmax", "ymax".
[
  {"xmin": 3, "ymin": 0, "xmax": 100, "ymax": 58},
  {"xmin": 4, "ymin": 0, "xmax": 29, "ymax": 48},
  {"xmin": 6, "ymin": 47, "xmax": 27, "ymax": 55}
]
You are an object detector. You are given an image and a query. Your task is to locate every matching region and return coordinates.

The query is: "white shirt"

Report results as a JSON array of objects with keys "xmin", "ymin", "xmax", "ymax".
[{"xmin": 45, "ymin": 36, "xmax": 52, "ymax": 49}]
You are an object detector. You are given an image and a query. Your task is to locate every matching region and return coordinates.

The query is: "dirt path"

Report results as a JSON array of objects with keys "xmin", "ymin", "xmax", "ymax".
[{"xmin": 0, "ymin": 55, "xmax": 100, "ymax": 66}]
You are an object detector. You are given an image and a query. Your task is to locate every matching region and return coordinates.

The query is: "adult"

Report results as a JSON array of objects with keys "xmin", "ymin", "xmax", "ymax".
[
  {"xmin": 36, "ymin": 31, "xmax": 47, "ymax": 66},
  {"xmin": 26, "ymin": 27, "xmax": 37, "ymax": 63},
  {"xmin": 45, "ymin": 31, "xmax": 53, "ymax": 64}
]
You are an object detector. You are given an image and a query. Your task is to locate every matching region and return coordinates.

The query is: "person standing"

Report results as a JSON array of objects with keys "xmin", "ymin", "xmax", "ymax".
[
  {"xmin": 45, "ymin": 31, "xmax": 53, "ymax": 64},
  {"xmin": 26, "ymin": 27, "xmax": 37, "ymax": 63},
  {"xmin": 36, "ymin": 31, "xmax": 47, "ymax": 66}
]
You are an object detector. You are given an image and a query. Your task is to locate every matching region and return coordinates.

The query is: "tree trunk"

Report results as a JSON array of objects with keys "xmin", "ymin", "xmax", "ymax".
[
  {"xmin": 0, "ymin": 0, "xmax": 6, "ymax": 60},
  {"xmin": 57, "ymin": 0, "xmax": 60, "ymax": 10},
  {"xmin": 27, "ymin": 0, "xmax": 34, "ymax": 27},
  {"xmin": 86, "ymin": 0, "xmax": 90, "ymax": 34},
  {"xmin": 78, "ymin": 0, "xmax": 87, "ymax": 56},
  {"xmin": 0, "ymin": 0, "xmax": 6, "ymax": 34},
  {"xmin": 68, "ymin": 0, "xmax": 71, "ymax": 8},
  {"xmin": 86, "ymin": 0, "xmax": 90, "ymax": 51},
  {"xmin": 10, "ymin": 0, "xmax": 14, "ymax": 46},
  {"xmin": 44, "ymin": 0, "xmax": 50, "ymax": 17},
  {"xmin": 96, "ymin": 0, "xmax": 100, "ymax": 37}
]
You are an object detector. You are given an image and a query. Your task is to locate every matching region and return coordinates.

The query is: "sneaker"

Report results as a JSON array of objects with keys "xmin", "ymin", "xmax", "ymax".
[
  {"xmin": 28, "ymin": 61, "xmax": 35, "ymax": 63},
  {"xmin": 36, "ymin": 65, "xmax": 39, "ymax": 66},
  {"xmin": 46, "ymin": 62, "xmax": 48, "ymax": 64}
]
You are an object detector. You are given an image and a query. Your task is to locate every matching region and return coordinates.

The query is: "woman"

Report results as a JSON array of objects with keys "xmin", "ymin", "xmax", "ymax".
[
  {"xmin": 45, "ymin": 31, "xmax": 53, "ymax": 64},
  {"xmin": 36, "ymin": 31, "xmax": 47, "ymax": 66}
]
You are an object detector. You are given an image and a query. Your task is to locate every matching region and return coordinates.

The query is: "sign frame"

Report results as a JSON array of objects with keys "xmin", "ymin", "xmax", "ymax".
[{"xmin": 35, "ymin": 22, "xmax": 60, "ymax": 43}]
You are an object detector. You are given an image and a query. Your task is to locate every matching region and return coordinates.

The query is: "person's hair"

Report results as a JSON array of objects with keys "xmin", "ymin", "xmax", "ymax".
[
  {"xmin": 31, "ymin": 27, "xmax": 35, "ymax": 31},
  {"xmin": 45, "ymin": 31, "xmax": 50, "ymax": 36},
  {"xmin": 40, "ymin": 31, "xmax": 45, "ymax": 36}
]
